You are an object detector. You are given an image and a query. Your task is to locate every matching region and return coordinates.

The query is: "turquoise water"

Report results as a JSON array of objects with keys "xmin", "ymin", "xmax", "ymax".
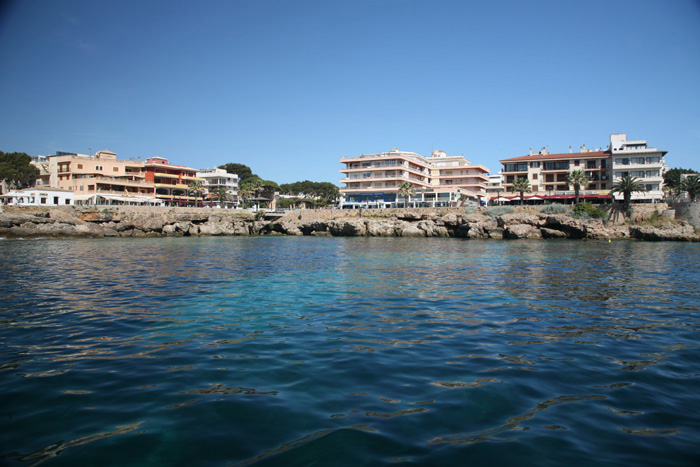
[{"xmin": 1, "ymin": 237, "xmax": 699, "ymax": 466}]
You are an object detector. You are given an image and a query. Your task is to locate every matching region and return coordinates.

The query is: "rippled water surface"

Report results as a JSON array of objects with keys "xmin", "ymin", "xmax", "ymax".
[{"xmin": 1, "ymin": 237, "xmax": 699, "ymax": 466}]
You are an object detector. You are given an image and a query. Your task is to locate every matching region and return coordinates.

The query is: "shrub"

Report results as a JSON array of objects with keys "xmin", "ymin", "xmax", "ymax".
[
  {"xmin": 540, "ymin": 204, "xmax": 570, "ymax": 214},
  {"xmin": 572, "ymin": 202, "xmax": 606, "ymax": 219},
  {"xmin": 464, "ymin": 206, "xmax": 477, "ymax": 214},
  {"xmin": 483, "ymin": 206, "xmax": 514, "ymax": 217}
]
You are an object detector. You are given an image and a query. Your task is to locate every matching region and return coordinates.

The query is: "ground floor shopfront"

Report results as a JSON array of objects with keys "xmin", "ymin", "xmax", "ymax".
[{"xmin": 343, "ymin": 189, "xmax": 484, "ymax": 208}]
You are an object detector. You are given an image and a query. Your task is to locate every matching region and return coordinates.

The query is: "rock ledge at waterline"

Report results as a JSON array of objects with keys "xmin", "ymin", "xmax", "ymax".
[{"xmin": 0, "ymin": 206, "xmax": 697, "ymax": 241}]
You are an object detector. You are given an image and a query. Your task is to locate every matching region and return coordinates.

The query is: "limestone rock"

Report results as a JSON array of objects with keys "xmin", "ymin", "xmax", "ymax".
[
  {"xmin": 504, "ymin": 223, "xmax": 542, "ymax": 239},
  {"xmin": 497, "ymin": 213, "xmax": 545, "ymax": 228},
  {"xmin": 49, "ymin": 209, "xmax": 79, "ymax": 225},
  {"xmin": 79, "ymin": 211, "xmax": 113, "ymax": 223},
  {"xmin": 540, "ymin": 227, "xmax": 568, "ymax": 239},
  {"xmin": 629, "ymin": 223, "xmax": 698, "ymax": 241},
  {"xmin": 400, "ymin": 223, "xmax": 425, "ymax": 237},
  {"xmin": 199, "ymin": 223, "xmax": 225, "ymax": 236},
  {"xmin": 367, "ymin": 220, "xmax": 400, "ymax": 237},
  {"xmin": 328, "ymin": 220, "xmax": 367, "ymax": 236}
]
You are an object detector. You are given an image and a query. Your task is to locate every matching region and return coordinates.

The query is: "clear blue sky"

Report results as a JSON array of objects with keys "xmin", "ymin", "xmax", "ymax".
[{"xmin": 1, "ymin": 0, "xmax": 699, "ymax": 185}]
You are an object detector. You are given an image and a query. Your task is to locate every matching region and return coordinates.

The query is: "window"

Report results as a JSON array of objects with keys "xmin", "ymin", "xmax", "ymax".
[
  {"xmin": 516, "ymin": 163, "xmax": 528, "ymax": 172},
  {"xmin": 587, "ymin": 160, "xmax": 597, "ymax": 169},
  {"xmin": 574, "ymin": 160, "xmax": 580, "ymax": 166},
  {"xmin": 532, "ymin": 185, "xmax": 539, "ymax": 192},
  {"xmin": 531, "ymin": 162, "xmax": 540, "ymax": 168},
  {"xmin": 532, "ymin": 174, "xmax": 538, "ymax": 180},
  {"xmin": 646, "ymin": 184, "xmax": 659, "ymax": 191},
  {"xmin": 77, "ymin": 164, "xmax": 83, "ymax": 169},
  {"xmin": 113, "ymin": 167, "xmax": 119, "ymax": 172}
]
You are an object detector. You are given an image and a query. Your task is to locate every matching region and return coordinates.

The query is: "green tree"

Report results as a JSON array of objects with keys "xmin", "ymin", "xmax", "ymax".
[
  {"xmin": 218, "ymin": 163, "xmax": 254, "ymax": 183},
  {"xmin": 398, "ymin": 182, "xmax": 415, "ymax": 207},
  {"xmin": 243, "ymin": 179, "xmax": 264, "ymax": 210},
  {"xmin": 681, "ymin": 175, "xmax": 700, "ymax": 202},
  {"xmin": 214, "ymin": 187, "xmax": 229, "ymax": 207},
  {"xmin": 188, "ymin": 180, "xmax": 205, "ymax": 207},
  {"xmin": 663, "ymin": 168, "xmax": 696, "ymax": 196},
  {"xmin": 238, "ymin": 185, "xmax": 252, "ymax": 209},
  {"xmin": 610, "ymin": 175, "xmax": 645, "ymax": 215},
  {"xmin": 0, "ymin": 151, "xmax": 39, "ymax": 192},
  {"xmin": 566, "ymin": 169, "xmax": 589, "ymax": 204},
  {"xmin": 511, "ymin": 177, "xmax": 531, "ymax": 205},
  {"xmin": 279, "ymin": 180, "xmax": 339, "ymax": 206}
]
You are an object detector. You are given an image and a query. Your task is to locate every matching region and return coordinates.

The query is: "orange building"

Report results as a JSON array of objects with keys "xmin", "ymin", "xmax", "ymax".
[{"xmin": 144, "ymin": 157, "xmax": 205, "ymax": 207}]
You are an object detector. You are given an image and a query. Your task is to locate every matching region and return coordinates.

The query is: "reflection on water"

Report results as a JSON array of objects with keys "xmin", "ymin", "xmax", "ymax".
[{"xmin": 0, "ymin": 237, "xmax": 699, "ymax": 466}]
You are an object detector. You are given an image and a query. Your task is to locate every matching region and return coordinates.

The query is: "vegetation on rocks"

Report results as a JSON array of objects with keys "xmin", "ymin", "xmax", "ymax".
[{"xmin": 1, "ymin": 205, "xmax": 697, "ymax": 242}]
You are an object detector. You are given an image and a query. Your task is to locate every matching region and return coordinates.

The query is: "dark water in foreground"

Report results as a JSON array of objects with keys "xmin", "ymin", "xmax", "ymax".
[{"xmin": 0, "ymin": 237, "xmax": 699, "ymax": 466}]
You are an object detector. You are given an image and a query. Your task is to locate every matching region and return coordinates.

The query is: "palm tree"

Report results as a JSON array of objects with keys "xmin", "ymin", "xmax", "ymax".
[
  {"xmin": 511, "ymin": 177, "xmax": 531, "ymax": 205},
  {"xmin": 214, "ymin": 187, "xmax": 229, "ymax": 208},
  {"xmin": 397, "ymin": 182, "xmax": 415, "ymax": 208},
  {"xmin": 610, "ymin": 175, "xmax": 645, "ymax": 215},
  {"xmin": 247, "ymin": 180, "xmax": 264, "ymax": 210},
  {"xmin": 238, "ymin": 186, "xmax": 252, "ymax": 209},
  {"xmin": 566, "ymin": 169, "xmax": 589, "ymax": 204},
  {"xmin": 188, "ymin": 180, "xmax": 204, "ymax": 207},
  {"xmin": 681, "ymin": 175, "xmax": 700, "ymax": 202}
]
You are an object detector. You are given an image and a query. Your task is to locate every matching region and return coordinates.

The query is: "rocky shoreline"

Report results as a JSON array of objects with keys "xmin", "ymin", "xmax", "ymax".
[{"xmin": 0, "ymin": 206, "xmax": 698, "ymax": 241}]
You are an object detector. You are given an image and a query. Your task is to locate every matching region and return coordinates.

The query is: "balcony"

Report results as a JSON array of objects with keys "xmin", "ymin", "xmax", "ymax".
[{"xmin": 93, "ymin": 176, "xmax": 153, "ymax": 187}]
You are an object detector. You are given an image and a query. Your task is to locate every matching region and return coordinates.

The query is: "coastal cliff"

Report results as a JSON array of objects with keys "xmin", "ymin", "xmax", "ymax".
[{"xmin": 1, "ymin": 206, "xmax": 697, "ymax": 241}]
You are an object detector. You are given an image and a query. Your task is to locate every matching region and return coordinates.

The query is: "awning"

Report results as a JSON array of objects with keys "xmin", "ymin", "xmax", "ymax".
[{"xmin": 75, "ymin": 194, "xmax": 162, "ymax": 204}]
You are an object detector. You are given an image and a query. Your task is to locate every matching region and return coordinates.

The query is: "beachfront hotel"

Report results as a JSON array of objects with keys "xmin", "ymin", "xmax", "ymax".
[
  {"xmin": 196, "ymin": 168, "xmax": 239, "ymax": 208},
  {"xmin": 498, "ymin": 133, "xmax": 668, "ymax": 204},
  {"xmin": 339, "ymin": 148, "xmax": 490, "ymax": 207},
  {"xmin": 41, "ymin": 150, "xmax": 161, "ymax": 206},
  {"xmin": 144, "ymin": 157, "xmax": 205, "ymax": 207}
]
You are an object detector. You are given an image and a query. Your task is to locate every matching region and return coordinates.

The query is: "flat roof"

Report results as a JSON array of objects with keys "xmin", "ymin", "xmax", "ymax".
[{"xmin": 500, "ymin": 150, "xmax": 611, "ymax": 163}]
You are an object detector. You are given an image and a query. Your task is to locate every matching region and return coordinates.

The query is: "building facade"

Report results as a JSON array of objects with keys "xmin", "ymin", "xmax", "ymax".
[
  {"xmin": 0, "ymin": 187, "xmax": 74, "ymax": 206},
  {"xmin": 499, "ymin": 134, "xmax": 667, "ymax": 203},
  {"xmin": 610, "ymin": 134, "xmax": 667, "ymax": 203},
  {"xmin": 144, "ymin": 157, "xmax": 204, "ymax": 206},
  {"xmin": 196, "ymin": 168, "xmax": 239, "ymax": 207},
  {"xmin": 339, "ymin": 148, "xmax": 490, "ymax": 207},
  {"xmin": 46, "ymin": 150, "xmax": 159, "ymax": 206}
]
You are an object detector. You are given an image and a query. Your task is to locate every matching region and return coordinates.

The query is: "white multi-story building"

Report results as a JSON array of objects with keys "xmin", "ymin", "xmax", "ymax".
[
  {"xmin": 196, "ymin": 168, "xmax": 239, "ymax": 207},
  {"xmin": 485, "ymin": 172, "xmax": 504, "ymax": 198},
  {"xmin": 339, "ymin": 148, "xmax": 490, "ymax": 207},
  {"xmin": 499, "ymin": 133, "xmax": 668, "ymax": 204},
  {"xmin": 610, "ymin": 133, "xmax": 668, "ymax": 203}
]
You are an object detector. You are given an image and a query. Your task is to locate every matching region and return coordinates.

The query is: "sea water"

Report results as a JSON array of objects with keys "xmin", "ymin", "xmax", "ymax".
[{"xmin": 0, "ymin": 237, "xmax": 698, "ymax": 466}]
